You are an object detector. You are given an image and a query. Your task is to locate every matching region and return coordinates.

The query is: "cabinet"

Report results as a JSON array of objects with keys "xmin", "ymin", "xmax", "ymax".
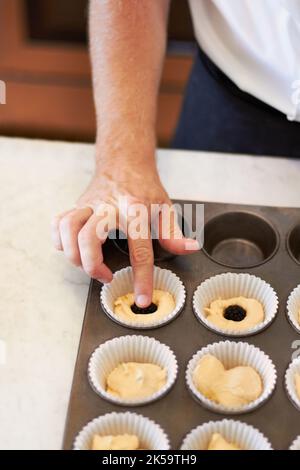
[{"xmin": 0, "ymin": 0, "xmax": 195, "ymax": 146}]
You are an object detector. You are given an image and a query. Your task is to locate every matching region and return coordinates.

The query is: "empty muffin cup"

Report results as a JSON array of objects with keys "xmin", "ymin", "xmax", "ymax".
[
  {"xmin": 203, "ymin": 211, "xmax": 279, "ymax": 268},
  {"xmin": 285, "ymin": 356, "xmax": 300, "ymax": 411},
  {"xmin": 287, "ymin": 223, "xmax": 300, "ymax": 265},
  {"xmin": 193, "ymin": 272, "xmax": 278, "ymax": 337},
  {"xmin": 290, "ymin": 435, "xmax": 300, "ymax": 450},
  {"xmin": 73, "ymin": 411, "xmax": 170, "ymax": 450},
  {"xmin": 88, "ymin": 335, "xmax": 178, "ymax": 406},
  {"xmin": 287, "ymin": 285, "xmax": 300, "ymax": 334},
  {"xmin": 186, "ymin": 340, "xmax": 277, "ymax": 415},
  {"xmin": 180, "ymin": 419, "xmax": 272, "ymax": 450},
  {"xmin": 100, "ymin": 265, "xmax": 186, "ymax": 329}
]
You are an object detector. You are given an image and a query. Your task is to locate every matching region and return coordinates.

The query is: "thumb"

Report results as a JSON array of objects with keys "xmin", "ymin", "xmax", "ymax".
[{"xmin": 158, "ymin": 203, "xmax": 200, "ymax": 255}]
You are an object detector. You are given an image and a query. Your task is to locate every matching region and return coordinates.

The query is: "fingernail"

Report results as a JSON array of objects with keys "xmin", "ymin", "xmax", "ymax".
[
  {"xmin": 136, "ymin": 295, "xmax": 150, "ymax": 307},
  {"xmin": 184, "ymin": 239, "xmax": 200, "ymax": 251},
  {"xmin": 97, "ymin": 278, "xmax": 109, "ymax": 284}
]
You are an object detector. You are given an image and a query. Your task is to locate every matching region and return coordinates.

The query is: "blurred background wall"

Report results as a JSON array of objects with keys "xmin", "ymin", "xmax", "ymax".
[{"xmin": 0, "ymin": 0, "xmax": 196, "ymax": 147}]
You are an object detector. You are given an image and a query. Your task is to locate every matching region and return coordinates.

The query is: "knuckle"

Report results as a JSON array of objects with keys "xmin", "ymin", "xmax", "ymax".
[
  {"xmin": 169, "ymin": 224, "xmax": 176, "ymax": 238},
  {"xmin": 66, "ymin": 251, "xmax": 81, "ymax": 266},
  {"xmin": 78, "ymin": 227, "xmax": 92, "ymax": 245},
  {"xmin": 84, "ymin": 265, "xmax": 99, "ymax": 278},
  {"xmin": 59, "ymin": 214, "xmax": 76, "ymax": 233},
  {"xmin": 131, "ymin": 243, "xmax": 153, "ymax": 266}
]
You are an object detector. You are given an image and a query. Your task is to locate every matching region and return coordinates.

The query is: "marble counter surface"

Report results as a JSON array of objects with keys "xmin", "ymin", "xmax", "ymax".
[{"xmin": 0, "ymin": 136, "xmax": 299, "ymax": 450}]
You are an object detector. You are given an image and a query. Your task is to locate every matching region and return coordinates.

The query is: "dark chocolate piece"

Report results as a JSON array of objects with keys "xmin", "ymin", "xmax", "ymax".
[
  {"xmin": 223, "ymin": 304, "xmax": 247, "ymax": 322},
  {"xmin": 131, "ymin": 302, "xmax": 158, "ymax": 315}
]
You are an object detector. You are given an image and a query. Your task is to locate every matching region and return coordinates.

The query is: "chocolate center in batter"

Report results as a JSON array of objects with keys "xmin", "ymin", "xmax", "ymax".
[
  {"xmin": 131, "ymin": 302, "xmax": 158, "ymax": 314},
  {"xmin": 223, "ymin": 305, "xmax": 247, "ymax": 322}
]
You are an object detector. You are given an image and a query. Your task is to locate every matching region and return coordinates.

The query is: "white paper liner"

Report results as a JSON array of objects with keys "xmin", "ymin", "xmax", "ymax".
[
  {"xmin": 287, "ymin": 285, "xmax": 300, "ymax": 334},
  {"xmin": 73, "ymin": 412, "xmax": 170, "ymax": 450},
  {"xmin": 285, "ymin": 356, "xmax": 300, "ymax": 411},
  {"xmin": 193, "ymin": 272, "xmax": 278, "ymax": 337},
  {"xmin": 88, "ymin": 335, "xmax": 178, "ymax": 406},
  {"xmin": 100, "ymin": 266, "xmax": 185, "ymax": 329},
  {"xmin": 290, "ymin": 435, "xmax": 300, "ymax": 451},
  {"xmin": 186, "ymin": 340, "xmax": 277, "ymax": 414},
  {"xmin": 180, "ymin": 419, "xmax": 272, "ymax": 450}
]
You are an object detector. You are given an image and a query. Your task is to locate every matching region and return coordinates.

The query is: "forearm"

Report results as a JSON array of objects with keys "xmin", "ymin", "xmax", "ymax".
[{"xmin": 89, "ymin": 0, "xmax": 170, "ymax": 169}]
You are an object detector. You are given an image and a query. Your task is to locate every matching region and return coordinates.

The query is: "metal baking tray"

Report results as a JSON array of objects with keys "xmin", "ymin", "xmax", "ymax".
[{"xmin": 63, "ymin": 201, "xmax": 300, "ymax": 450}]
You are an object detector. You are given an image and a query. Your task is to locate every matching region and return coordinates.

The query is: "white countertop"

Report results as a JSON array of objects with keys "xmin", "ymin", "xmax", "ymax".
[{"xmin": 1, "ymin": 136, "xmax": 300, "ymax": 450}]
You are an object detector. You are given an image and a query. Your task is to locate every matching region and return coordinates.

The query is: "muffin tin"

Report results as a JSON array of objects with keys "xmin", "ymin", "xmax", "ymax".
[{"xmin": 63, "ymin": 201, "xmax": 300, "ymax": 450}]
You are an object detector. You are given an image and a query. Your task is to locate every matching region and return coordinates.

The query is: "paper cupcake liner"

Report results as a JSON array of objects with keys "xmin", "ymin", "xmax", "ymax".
[
  {"xmin": 100, "ymin": 266, "xmax": 186, "ymax": 329},
  {"xmin": 287, "ymin": 285, "xmax": 300, "ymax": 334},
  {"xmin": 285, "ymin": 356, "xmax": 300, "ymax": 411},
  {"xmin": 193, "ymin": 273, "xmax": 278, "ymax": 337},
  {"xmin": 289, "ymin": 435, "xmax": 300, "ymax": 450},
  {"xmin": 88, "ymin": 335, "xmax": 178, "ymax": 406},
  {"xmin": 73, "ymin": 412, "xmax": 170, "ymax": 450},
  {"xmin": 186, "ymin": 340, "xmax": 277, "ymax": 414},
  {"xmin": 180, "ymin": 419, "xmax": 272, "ymax": 450}
]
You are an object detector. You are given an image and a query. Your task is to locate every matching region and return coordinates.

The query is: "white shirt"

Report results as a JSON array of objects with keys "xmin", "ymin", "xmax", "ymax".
[{"xmin": 189, "ymin": 0, "xmax": 300, "ymax": 121}]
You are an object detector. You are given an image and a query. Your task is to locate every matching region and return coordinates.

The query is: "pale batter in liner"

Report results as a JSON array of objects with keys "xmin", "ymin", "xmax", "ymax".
[
  {"xmin": 193, "ymin": 354, "xmax": 263, "ymax": 408},
  {"xmin": 114, "ymin": 290, "xmax": 175, "ymax": 325},
  {"xmin": 92, "ymin": 433, "xmax": 139, "ymax": 450},
  {"xmin": 106, "ymin": 362, "xmax": 167, "ymax": 400},
  {"xmin": 204, "ymin": 296, "xmax": 264, "ymax": 331},
  {"xmin": 208, "ymin": 433, "xmax": 241, "ymax": 450}
]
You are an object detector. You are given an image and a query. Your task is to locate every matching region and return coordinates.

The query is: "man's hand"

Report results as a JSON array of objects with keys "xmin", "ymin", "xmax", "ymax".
[
  {"xmin": 51, "ymin": 156, "xmax": 199, "ymax": 308},
  {"xmin": 52, "ymin": 0, "xmax": 199, "ymax": 307}
]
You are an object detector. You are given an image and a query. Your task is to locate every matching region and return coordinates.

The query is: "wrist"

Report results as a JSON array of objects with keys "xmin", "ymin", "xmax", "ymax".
[{"xmin": 95, "ymin": 134, "xmax": 157, "ymax": 171}]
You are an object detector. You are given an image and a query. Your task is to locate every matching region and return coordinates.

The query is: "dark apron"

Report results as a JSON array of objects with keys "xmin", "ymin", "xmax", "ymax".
[{"xmin": 172, "ymin": 47, "xmax": 300, "ymax": 158}]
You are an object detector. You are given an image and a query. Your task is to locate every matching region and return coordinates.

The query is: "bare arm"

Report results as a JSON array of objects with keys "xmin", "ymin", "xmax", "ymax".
[
  {"xmin": 90, "ymin": 0, "xmax": 170, "ymax": 169},
  {"xmin": 52, "ymin": 0, "xmax": 199, "ymax": 307}
]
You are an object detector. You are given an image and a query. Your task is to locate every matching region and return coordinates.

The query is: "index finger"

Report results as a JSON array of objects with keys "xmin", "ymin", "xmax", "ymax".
[{"xmin": 127, "ymin": 217, "xmax": 154, "ymax": 308}]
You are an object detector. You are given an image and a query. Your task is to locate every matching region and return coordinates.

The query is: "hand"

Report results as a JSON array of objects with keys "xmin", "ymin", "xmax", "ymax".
[{"xmin": 51, "ymin": 157, "xmax": 199, "ymax": 307}]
